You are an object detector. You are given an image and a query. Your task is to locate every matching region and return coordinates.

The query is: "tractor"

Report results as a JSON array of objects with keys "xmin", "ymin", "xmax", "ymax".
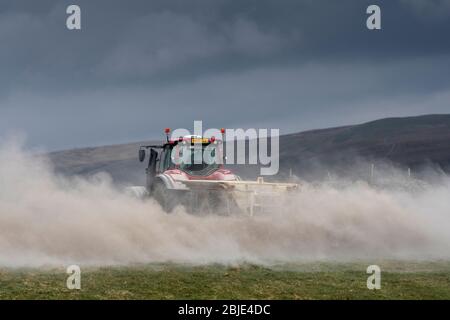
[{"xmin": 135, "ymin": 128, "xmax": 298, "ymax": 215}]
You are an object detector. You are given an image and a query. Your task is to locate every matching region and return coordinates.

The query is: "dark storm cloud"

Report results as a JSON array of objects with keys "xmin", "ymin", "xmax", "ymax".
[{"xmin": 0, "ymin": 0, "xmax": 449, "ymax": 149}]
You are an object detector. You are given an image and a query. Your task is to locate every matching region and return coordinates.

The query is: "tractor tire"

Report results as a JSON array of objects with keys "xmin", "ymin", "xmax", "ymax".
[{"xmin": 152, "ymin": 181, "xmax": 176, "ymax": 213}]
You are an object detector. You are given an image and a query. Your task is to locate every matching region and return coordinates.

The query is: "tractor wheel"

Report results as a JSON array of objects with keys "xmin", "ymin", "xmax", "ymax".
[{"xmin": 152, "ymin": 182, "xmax": 176, "ymax": 213}]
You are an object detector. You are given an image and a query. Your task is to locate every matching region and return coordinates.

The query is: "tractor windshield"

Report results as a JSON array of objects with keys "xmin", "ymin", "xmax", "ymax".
[{"xmin": 177, "ymin": 144, "xmax": 221, "ymax": 175}]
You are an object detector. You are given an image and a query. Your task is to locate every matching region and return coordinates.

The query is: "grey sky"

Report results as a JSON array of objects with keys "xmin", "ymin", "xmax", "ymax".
[{"xmin": 0, "ymin": 0, "xmax": 449, "ymax": 150}]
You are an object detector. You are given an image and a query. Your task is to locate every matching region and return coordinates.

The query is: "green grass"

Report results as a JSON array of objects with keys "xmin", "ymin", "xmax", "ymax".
[{"xmin": 1, "ymin": 261, "xmax": 449, "ymax": 300}]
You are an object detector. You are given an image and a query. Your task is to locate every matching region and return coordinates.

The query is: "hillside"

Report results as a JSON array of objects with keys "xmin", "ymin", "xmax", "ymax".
[{"xmin": 48, "ymin": 114, "xmax": 450, "ymax": 185}]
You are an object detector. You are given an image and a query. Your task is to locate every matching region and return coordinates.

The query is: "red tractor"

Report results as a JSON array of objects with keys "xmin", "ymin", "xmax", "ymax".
[{"xmin": 136, "ymin": 128, "xmax": 297, "ymax": 215}]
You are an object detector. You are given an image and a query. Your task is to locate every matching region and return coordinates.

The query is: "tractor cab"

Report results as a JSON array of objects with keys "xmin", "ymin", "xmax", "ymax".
[
  {"xmin": 159, "ymin": 135, "xmax": 222, "ymax": 176},
  {"xmin": 138, "ymin": 128, "xmax": 230, "ymax": 194}
]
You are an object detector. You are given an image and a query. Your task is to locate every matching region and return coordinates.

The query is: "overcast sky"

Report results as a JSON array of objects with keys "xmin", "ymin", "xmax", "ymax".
[{"xmin": 0, "ymin": 0, "xmax": 449, "ymax": 150}]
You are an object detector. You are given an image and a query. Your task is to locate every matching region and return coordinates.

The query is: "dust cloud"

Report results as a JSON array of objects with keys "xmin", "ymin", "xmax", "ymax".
[{"xmin": 0, "ymin": 140, "xmax": 449, "ymax": 267}]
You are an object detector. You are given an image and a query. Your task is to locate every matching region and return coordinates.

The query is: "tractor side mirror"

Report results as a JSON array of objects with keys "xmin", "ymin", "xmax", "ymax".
[{"xmin": 139, "ymin": 149, "xmax": 146, "ymax": 162}]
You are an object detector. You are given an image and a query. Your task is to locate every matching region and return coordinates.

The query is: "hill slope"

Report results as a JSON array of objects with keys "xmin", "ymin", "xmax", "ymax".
[
  {"xmin": 280, "ymin": 114, "xmax": 450, "ymax": 179},
  {"xmin": 48, "ymin": 114, "xmax": 450, "ymax": 184}
]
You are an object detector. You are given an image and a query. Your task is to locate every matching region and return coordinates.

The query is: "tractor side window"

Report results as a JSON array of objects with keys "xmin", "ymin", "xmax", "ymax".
[
  {"xmin": 158, "ymin": 150, "xmax": 165, "ymax": 172},
  {"xmin": 148, "ymin": 148, "xmax": 158, "ymax": 171},
  {"xmin": 159, "ymin": 146, "xmax": 173, "ymax": 172},
  {"xmin": 164, "ymin": 147, "xmax": 172, "ymax": 169}
]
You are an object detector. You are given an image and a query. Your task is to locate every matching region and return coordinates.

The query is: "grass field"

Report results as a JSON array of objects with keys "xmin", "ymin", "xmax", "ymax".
[{"xmin": 1, "ymin": 261, "xmax": 449, "ymax": 299}]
